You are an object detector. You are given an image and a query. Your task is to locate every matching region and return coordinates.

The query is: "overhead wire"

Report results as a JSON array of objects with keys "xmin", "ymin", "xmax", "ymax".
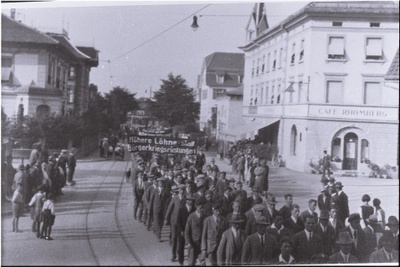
[{"xmin": 111, "ymin": 3, "xmax": 212, "ymax": 62}]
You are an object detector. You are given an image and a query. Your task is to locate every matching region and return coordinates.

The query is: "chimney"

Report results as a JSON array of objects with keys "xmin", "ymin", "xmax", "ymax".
[{"xmin": 11, "ymin": 8, "xmax": 16, "ymax": 19}]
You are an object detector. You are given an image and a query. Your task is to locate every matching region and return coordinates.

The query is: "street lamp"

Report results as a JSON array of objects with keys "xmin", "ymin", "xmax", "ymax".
[{"xmin": 191, "ymin": 16, "xmax": 199, "ymax": 31}]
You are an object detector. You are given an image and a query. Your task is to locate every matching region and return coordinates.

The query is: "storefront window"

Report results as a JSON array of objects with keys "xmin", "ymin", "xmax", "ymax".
[{"xmin": 361, "ymin": 139, "xmax": 369, "ymax": 163}]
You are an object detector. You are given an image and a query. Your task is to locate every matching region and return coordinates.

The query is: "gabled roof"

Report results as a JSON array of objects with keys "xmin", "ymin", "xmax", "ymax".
[
  {"xmin": 203, "ymin": 52, "xmax": 244, "ymax": 88},
  {"xmin": 204, "ymin": 52, "xmax": 244, "ymax": 72},
  {"xmin": 1, "ymin": 14, "xmax": 58, "ymax": 45},
  {"xmin": 385, "ymin": 49, "xmax": 399, "ymax": 81}
]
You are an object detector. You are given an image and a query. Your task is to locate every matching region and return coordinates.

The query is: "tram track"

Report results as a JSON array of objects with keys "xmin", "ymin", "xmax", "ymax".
[
  {"xmin": 84, "ymin": 160, "xmax": 116, "ymax": 266},
  {"xmin": 114, "ymin": 160, "xmax": 145, "ymax": 266}
]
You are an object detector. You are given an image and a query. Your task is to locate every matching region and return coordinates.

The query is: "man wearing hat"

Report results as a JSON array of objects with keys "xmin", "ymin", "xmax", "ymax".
[
  {"xmin": 328, "ymin": 232, "xmax": 359, "ymax": 263},
  {"xmin": 194, "ymin": 179, "xmax": 206, "ymax": 204},
  {"xmin": 153, "ymin": 177, "xmax": 170, "ymax": 241},
  {"xmin": 245, "ymin": 203, "xmax": 266, "ymax": 236},
  {"xmin": 217, "ymin": 214, "xmax": 247, "ymax": 265},
  {"xmin": 292, "ymin": 215, "xmax": 323, "ymax": 263},
  {"xmin": 145, "ymin": 175, "xmax": 158, "ymax": 231},
  {"xmin": 209, "ymin": 157, "xmax": 220, "ymax": 174},
  {"xmin": 57, "ymin": 149, "xmax": 68, "ymax": 188},
  {"xmin": 66, "ymin": 148, "xmax": 77, "ymax": 186},
  {"xmin": 265, "ymin": 196, "xmax": 280, "ymax": 223},
  {"xmin": 332, "ymin": 181, "xmax": 349, "ymax": 226},
  {"xmin": 214, "ymin": 171, "xmax": 227, "ymax": 199},
  {"xmin": 342, "ymin": 213, "xmax": 368, "ymax": 262},
  {"xmin": 219, "ymin": 185, "xmax": 233, "ymax": 218},
  {"xmin": 242, "ymin": 216, "xmax": 278, "ymax": 264},
  {"xmin": 185, "ymin": 198, "xmax": 207, "ymax": 266},
  {"xmin": 317, "ymin": 186, "xmax": 331, "ymax": 212},
  {"xmin": 321, "ymin": 149, "xmax": 331, "ymax": 178},
  {"xmin": 201, "ymin": 203, "xmax": 228, "ymax": 265},
  {"xmin": 203, "ymin": 190, "xmax": 214, "ymax": 217},
  {"xmin": 369, "ymin": 230, "xmax": 399, "ymax": 263},
  {"xmin": 386, "ymin": 215, "xmax": 399, "ymax": 251},
  {"xmin": 232, "ymin": 180, "xmax": 247, "ymax": 214},
  {"xmin": 267, "ymin": 215, "xmax": 291, "ymax": 244},
  {"xmin": 176, "ymin": 195, "xmax": 195, "ymax": 265},
  {"xmin": 132, "ymin": 170, "xmax": 146, "ymax": 221},
  {"xmin": 313, "ymin": 210, "xmax": 335, "ymax": 256},
  {"xmin": 245, "ymin": 187, "xmax": 262, "ymax": 213},
  {"xmin": 226, "ymin": 200, "xmax": 247, "ymax": 231},
  {"xmin": 166, "ymin": 184, "xmax": 186, "ymax": 262}
]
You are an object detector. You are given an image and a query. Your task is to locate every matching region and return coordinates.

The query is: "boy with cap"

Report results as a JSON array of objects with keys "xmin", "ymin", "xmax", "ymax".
[
  {"xmin": 328, "ymin": 232, "xmax": 359, "ymax": 263},
  {"xmin": 217, "ymin": 214, "xmax": 247, "ymax": 265},
  {"xmin": 201, "ymin": 203, "xmax": 228, "ymax": 265}
]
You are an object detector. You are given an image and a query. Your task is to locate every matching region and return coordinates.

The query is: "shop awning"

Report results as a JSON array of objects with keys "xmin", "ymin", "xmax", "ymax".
[{"xmin": 226, "ymin": 117, "xmax": 280, "ymax": 140}]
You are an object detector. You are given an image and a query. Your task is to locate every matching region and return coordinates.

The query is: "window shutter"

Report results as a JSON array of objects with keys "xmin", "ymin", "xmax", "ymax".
[
  {"xmin": 329, "ymin": 37, "xmax": 344, "ymax": 56},
  {"xmin": 366, "ymin": 38, "xmax": 382, "ymax": 56}
]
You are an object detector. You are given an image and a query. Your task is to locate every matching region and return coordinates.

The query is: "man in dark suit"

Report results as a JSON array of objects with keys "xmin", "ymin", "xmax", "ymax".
[
  {"xmin": 386, "ymin": 215, "xmax": 399, "ymax": 252},
  {"xmin": 215, "ymin": 171, "xmax": 227, "ymax": 199},
  {"xmin": 329, "ymin": 206, "xmax": 345, "ymax": 242},
  {"xmin": 185, "ymin": 199, "xmax": 207, "ymax": 266},
  {"xmin": 231, "ymin": 181, "xmax": 247, "ymax": 214},
  {"xmin": 317, "ymin": 187, "xmax": 331, "ymax": 212},
  {"xmin": 153, "ymin": 178, "xmax": 171, "ymax": 242},
  {"xmin": 322, "ymin": 150, "xmax": 331, "ymax": 178},
  {"xmin": 279, "ymin": 193, "xmax": 293, "ymax": 221},
  {"xmin": 267, "ymin": 215, "xmax": 292, "ymax": 244},
  {"xmin": 165, "ymin": 184, "xmax": 185, "ymax": 262},
  {"xmin": 283, "ymin": 204, "xmax": 304, "ymax": 235},
  {"xmin": 201, "ymin": 203, "xmax": 228, "ymax": 265},
  {"xmin": 265, "ymin": 196, "xmax": 280, "ymax": 224},
  {"xmin": 145, "ymin": 176, "xmax": 158, "ymax": 230},
  {"xmin": 246, "ymin": 187, "xmax": 263, "ymax": 213},
  {"xmin": 226, "ymin": 200, "xmax": 247, "ymax": 231},
  {"xmin": 292, "ymin": 215, "xmax": 322, "ymax": 263},
  {"xmin": 219, "ymin": 185, "xmax": 233, "ymax": 217},
  {"xmin": 132, "ymin": 171, "xmax": 146, "ymax": 221},
  {"xmin": 342, "ymin": 213, "xmax": 368, "ymax": 262},
  {"xmin": 176, "ymin": 196, "xmax": 195, "ymax": 266},
  {"xmin": 313, "ymin": 210, "xmax": 335, "ymax": 256},
  {"xmin": 217, "ymin": 215, "xmax": 247, "ymax": 265},
  {"xmin": 332, "ymin": 181, "xmax": 349, "ymax": 226},
  {"xmin": 369, "ymin": 230, "xmax": 399, "ymax": 263},
  {"xmin": 242, "ymin": 216, "xmax": 279, "ymax": 264},
  {"xmin": 328, "ymin": 232, "xmax": 359, "ymax": 263},
  {"xmin": 300, "ymin": 199, "xmax": 318, "ymax": 223}
]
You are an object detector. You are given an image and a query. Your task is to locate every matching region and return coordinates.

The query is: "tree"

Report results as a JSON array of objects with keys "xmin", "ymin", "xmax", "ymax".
[
  {"xmin": 82, "ymin": 84, "xmax": 108, "ymax": 135},
  {"xmin": 151, "ymin": 73, "xmax": 200, "ymax": 127},
  {"xmin": 104, "ymin": 86, "xmax": 138, "ymax": 131}
]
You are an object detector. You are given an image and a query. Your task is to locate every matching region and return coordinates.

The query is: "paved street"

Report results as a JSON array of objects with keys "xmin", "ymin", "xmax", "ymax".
[{"xmin": 1, "ymin": 148, "xmax": 398, "ymax": 265}]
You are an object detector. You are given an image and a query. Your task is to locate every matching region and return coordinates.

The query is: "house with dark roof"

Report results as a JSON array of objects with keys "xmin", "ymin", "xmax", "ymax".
[
  {"xmin": 1, "ymin": 12, "xmax": 99, "ymax": 120},
  {"xmin": 384, "ymin": 48, "xmax": 399, "ymax": 90},
  {"xmin": 240, "ymin": 1, "xmax": 399, "ymax": 174},
  {"xmin": 198, "ymin": 52, "xmax": 244, "ymax": 141}
]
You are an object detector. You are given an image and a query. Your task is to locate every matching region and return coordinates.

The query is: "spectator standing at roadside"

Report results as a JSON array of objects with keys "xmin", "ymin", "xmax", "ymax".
[
  {"xmin": 29, "ymin": 185, "xmax": 45, "ymax": 236},
  {"xmin": 67, "ymin": 148, "xmax": 77, "ymax": 185},
  {"xmin": 321, "ymin": 149, "xmax": 331, "ymax": 178},
  {"xmin": 12, "ymin": 183, "xmax": 24, "ymax": 233},
  {"xmin": 236, "ymin": 153, "xmax": 245, "ymax": 183},
  {"xmin": 373, "ymin": 198, "xmax": 386, "ymax": 230},
  {"xmin": 332, "ymin": 182, "xmax": 349, "ymax": 226}
]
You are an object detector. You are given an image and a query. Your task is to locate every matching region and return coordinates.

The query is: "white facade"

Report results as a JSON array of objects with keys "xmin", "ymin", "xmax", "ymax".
[{"xmin": 240, "ymin": 2, "xmax": 399, "ymax": 173}]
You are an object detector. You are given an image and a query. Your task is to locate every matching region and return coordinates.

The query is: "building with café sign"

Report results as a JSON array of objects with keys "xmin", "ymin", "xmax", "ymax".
[{"xmin": 239, "ymin": 2, "xmax": 399, "ymax": 174}]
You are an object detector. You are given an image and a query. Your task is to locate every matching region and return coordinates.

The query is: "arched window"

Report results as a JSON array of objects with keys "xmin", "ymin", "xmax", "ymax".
[
  {"xmin": 290, "ymin": 125, "xmax": 297, "ymax": 155},
  {"xmin": 36, "ymin": 105, "xmax": 50, "ymax": 119}
]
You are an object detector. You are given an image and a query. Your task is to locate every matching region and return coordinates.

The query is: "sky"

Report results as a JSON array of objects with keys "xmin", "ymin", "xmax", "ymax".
[{"xmin": 1, "ymin": 1, "xmax": 310, "ymax": 98}]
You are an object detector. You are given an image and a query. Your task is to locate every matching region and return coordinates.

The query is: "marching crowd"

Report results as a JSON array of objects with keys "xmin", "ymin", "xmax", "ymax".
[
  {"xmin": 128, "ymin": 149, "xmax": 399, "ymax": 265},
  {"xmin": 7, "ymin": 143, "xmax": 77, "ymax": 240}
]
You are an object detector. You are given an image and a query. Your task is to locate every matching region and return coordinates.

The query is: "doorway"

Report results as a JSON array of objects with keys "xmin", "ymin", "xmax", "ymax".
[{"xmin": 343, "ymin": 132, "xmax": 358, "ymax": 170}]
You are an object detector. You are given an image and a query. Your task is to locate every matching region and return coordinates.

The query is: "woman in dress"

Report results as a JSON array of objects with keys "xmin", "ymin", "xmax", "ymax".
[{"xmin": 359, "ymin": 194, "xmax": 374, "ymax": 228}]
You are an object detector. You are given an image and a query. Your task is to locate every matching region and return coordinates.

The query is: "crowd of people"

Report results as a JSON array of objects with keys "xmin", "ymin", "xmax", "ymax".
[
  {"xmin": 128, "ymin": 148, "xmax": 399, "ymax": 265},
  {"xmin": 6, "ymin": 143, "xmax": 77, "ymax": 240}
]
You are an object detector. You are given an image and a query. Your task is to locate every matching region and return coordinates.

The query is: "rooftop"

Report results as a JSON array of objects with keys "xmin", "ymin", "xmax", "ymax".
[{"xmin": 385, "ymin": 49, "xmax": 399, "ymax": 81}]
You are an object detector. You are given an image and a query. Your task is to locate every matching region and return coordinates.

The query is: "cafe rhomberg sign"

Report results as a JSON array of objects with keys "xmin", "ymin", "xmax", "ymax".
[{"xmin": 128, "ymin": 135, "xmax": 197, "ymax": 155}]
